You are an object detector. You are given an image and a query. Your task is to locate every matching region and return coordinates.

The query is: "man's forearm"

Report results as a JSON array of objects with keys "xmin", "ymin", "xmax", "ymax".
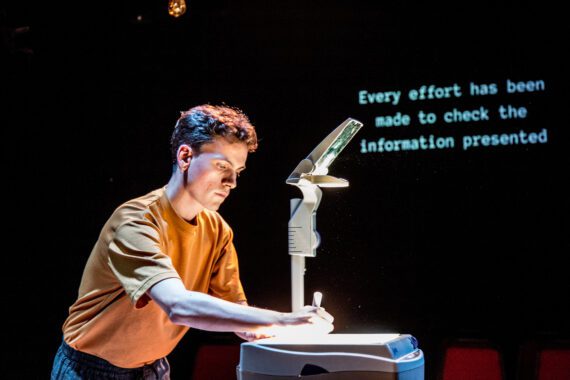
[
  {"xmin": 169, "ymin": 291, "xmax": 283, "ymax": 332},
  {"xmin": 148, "ymin": 278, "xmax": 284, "ymax": 332}
]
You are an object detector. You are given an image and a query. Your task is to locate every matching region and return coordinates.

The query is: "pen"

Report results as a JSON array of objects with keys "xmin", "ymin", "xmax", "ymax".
[{"xmin": 312, "ymin": 291, "xmax": 322, "ymax": 308}]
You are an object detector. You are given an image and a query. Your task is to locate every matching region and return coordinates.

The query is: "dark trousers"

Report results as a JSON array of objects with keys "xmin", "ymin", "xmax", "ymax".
[{"xmin": 51, "ymin": 340, "xmax": 170, "ymax": 380}]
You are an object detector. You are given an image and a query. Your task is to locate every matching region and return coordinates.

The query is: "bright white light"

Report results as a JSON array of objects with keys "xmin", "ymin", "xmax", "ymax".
[
  {"xmin": 257, "ymin": 319, "xmax": 334, "ymax": 339},
  {"xmin": 256, "ymin": 333, "xmax": 401, "ymax": 345}
]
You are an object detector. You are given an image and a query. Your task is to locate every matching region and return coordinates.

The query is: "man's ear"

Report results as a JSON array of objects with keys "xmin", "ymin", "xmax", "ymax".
[{"xmin": 176, "ymin": 144, "xmax": 193, "ymax": 171}]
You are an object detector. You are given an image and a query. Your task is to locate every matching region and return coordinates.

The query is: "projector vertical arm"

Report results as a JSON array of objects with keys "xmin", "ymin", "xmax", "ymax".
[{"xmin": 288, "ymin": 184, "xmax": 322, "ymax": 311}]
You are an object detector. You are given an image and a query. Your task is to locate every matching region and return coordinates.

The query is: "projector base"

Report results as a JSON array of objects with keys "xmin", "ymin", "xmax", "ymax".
[{"xmin": 238, "ymin": 367, "xmax": 424, "ymax": 380}]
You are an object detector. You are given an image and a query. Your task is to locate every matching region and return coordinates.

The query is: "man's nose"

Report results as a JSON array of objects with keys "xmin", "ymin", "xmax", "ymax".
[{"xmin": 223, "ymin": 171, "xmax": 237, "ymax": 189}]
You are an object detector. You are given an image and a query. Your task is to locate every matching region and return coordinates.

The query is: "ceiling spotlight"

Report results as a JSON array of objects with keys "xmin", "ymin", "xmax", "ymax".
[{"xmin": 168, "ymin": 0, "xmax": 187, "ymax": 18}]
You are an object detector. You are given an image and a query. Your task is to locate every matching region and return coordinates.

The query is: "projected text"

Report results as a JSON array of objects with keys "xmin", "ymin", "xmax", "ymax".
[{"xmin": 357, "ymin": 79, "xmax": 548, "ymax": 153}]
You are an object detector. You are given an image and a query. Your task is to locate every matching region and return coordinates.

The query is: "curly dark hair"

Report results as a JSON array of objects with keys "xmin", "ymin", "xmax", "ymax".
[{"xmin": 170, "ymin": 104, "xmax": 258, "ymax": 163}]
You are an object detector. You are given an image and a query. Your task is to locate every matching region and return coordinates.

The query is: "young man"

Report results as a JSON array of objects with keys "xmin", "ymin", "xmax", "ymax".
[{"xmin": 51, "ymin": 105, "xmax": 334, "ymax": 379}]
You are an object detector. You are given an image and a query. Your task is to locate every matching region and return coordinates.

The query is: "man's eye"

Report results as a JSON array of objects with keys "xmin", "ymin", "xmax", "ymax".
[{"xmin": 217, "ymin": 163, "xmax": 227, "ymax": 170}]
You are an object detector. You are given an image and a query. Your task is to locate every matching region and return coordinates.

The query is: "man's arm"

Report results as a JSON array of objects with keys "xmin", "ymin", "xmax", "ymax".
[
  {"xmin": 234, "ymin": 301, "xmax": 275, "ymax": 341},
  {"xmin": 147, "ymin": 278, "xmax": 333, "ymax": 335}
]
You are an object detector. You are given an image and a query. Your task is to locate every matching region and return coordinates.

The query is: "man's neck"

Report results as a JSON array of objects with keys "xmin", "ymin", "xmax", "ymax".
[{"xmin": 165, "ymin": 175, "xmax": 203, "ymax": 223}]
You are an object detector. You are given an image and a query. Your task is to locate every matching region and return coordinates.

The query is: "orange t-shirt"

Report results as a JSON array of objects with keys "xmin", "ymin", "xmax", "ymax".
[{"xmin": 62, "ymin": 187, "xmax": 247, "ymax": 368}]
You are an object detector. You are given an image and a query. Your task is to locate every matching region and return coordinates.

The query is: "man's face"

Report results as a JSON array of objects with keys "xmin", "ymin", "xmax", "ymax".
[{"xmin": 184, "ymin": 137, "xmax": 249, "ymax": 211}]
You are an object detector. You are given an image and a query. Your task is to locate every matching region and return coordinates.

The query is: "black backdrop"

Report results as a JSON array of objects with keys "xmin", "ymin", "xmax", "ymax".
[{"xmin": 3, "ymin": 0, "xmax": 569, "ymax": 378}]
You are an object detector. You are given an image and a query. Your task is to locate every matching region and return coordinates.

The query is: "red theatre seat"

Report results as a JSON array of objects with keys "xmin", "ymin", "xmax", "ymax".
[
  {"xmin": 441, "ymin": 340, "xmax": 504, "ymax": 380},
  {"xmin": 537, "ymin": 347, "xmax": 570, "ymax": 380},
  {"xmin": 517, "ymin": 339, "xmax": 570, "ymax": 380},
  {"xmin": 191, "ymin": 344, "xmax": 241, "ymax": 380}
]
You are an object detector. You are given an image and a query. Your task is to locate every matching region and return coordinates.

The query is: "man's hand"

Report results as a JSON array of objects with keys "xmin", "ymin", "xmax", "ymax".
[
  {"xmin": 254, "ymin": 305, "xmax": 334, "ymax": 338},
  {"xmin": 284, "ymin": 305, "xmax": 334, "ymax": 326},
  {"xmin": 235, "ymin": 305, "xmax": 334, "ymax": 341},
  {"xmin": 234, "ymin": 331, "xmax": 274, "ymax": 342}
]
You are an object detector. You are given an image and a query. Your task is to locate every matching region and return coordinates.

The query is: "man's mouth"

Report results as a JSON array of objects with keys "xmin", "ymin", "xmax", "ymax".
[{"xmin": 215, "ymin": 191, "xmax": 229, "ymax": 198}]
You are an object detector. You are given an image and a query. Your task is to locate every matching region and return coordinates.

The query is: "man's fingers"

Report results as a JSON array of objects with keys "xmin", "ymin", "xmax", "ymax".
[{"xmin": 316, "ymin": 307, "xmax": 334, "ymax": 323}]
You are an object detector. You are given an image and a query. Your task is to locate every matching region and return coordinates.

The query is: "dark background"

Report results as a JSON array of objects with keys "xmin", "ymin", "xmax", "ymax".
[{"xmin": 2, "ymin": 0, "xmax": 568, "ymax": 378}]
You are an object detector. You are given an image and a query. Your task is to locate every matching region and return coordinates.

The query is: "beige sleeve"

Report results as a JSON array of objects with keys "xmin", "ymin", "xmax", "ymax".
[{"xmin": 108, "ymin": 218, "xmax": 180, "ymax": 307}]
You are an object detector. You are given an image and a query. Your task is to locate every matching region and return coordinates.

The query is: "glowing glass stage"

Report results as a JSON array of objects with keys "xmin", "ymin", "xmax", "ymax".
[{"xmin": 237, "ymin": 333, "xmax": 424, "ymax": 379}]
